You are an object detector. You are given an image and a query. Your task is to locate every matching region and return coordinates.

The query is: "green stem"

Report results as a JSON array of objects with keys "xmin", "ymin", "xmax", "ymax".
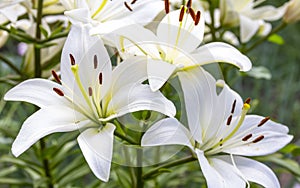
[
  {"xmin": 243, "ymin": 22, "xmax": 287, "ymax": 54},
  {"xmin": 0, "ymin": 55, "xmax": 23, "ymax": 76},
  {"xmin": 143, "ymin": 155, "xmax": 196, "ymax": 180},
  {"xmin": 114, "ymin": 130, "xmax": 139, "ymax": 145},
  {"xmin": 136, "ymin": 148, "xmax": 143, "ymax": 188},
  {"xmin": 209, "ymin": 1, "xmax": 217, "ymax": 41}
]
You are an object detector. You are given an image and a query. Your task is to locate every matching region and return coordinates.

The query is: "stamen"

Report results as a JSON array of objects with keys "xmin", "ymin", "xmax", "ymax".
[
  {"xmin": 244, "ymin": 97, "xmax": 251, "ymax": 104},
  {"xmin": 187, "ymin": 0, "xmax": 192, "ymax": 8},
  {"xmin": 53, "ymin": 87, "xmax": 64, "ymax": 96},
  {"xmin": 226, "ymin": 115, "xmax": 232, "ymax": 126},
  {"xmin": 252, "ymin": 135, "xmax": 264, "ymax": 143},
  {"xmin": 257, "ymin": 117, "xmax": 270, "ymax": 127},
  {"xmin": 189, "ymin": 8, "xmax": 196, "ymax": 21},
  {"xmin": 231, "ymin": 99, "xmax": 237, "ymax": 114},
  {"xmin": 69, "ymin": 54, "xmax": 75, "ymax": 65},
  {"xmin": 179, "ymin": 6, "xmax": 185, "ymax": 22},
  {"xmin": 88, "ymin": 87, "xmax": 93, "ymax": 96},
  {"xmin": 164, "ymin": 0, "xmax": 169, "ymax": 14},
  {"xmin": 242, "ymin": 134, "xmax": 252, "ymax": 141},
  {"xmin": 94, "ymin": 55, "xmax": 98, "ymax": 69},
  {"xmin": 131, "ymin": 0, "xmax": 137, "ymax": 4},
  {"xmin": 99, "ymin": 72, "xmax": 103, "ymax": 85},
  {"xmin": 124, "ymin": 2, "xmax": 133, "ymax": 11},
  {"xmin": 51, "ymin": 70, "xmax": 61, "ymax": 84},
  {"xmin": 194, "ymin": 11, "xmax": 201, "ymax": 25}
]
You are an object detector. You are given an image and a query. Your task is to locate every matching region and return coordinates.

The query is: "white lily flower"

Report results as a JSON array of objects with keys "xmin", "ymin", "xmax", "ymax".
[
  {"xmin": 283, "ymin": 0, "xmax": 300, "ymax": 23},
  {"xmin": 220, "ymin": 0, "xmax": 286, "ymax": 43},
  {"xmin": 4, "ymin": 24, "xmax": 176, "ymax": 182},
  {"xmin": 142, "ymin": 67, "xmax": 293, "ymax": 187},
  {"xmin": 110, "ymin": 2, "xmax": 251, "ymax": 91},
  {"xmin": 60, "ymin": 0, "xmax": 163, "ymax": 33}
]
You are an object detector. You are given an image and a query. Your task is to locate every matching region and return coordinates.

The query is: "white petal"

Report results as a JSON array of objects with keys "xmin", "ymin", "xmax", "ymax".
[
  {"xmin": 0, "ymin": 4, "xmax": 26, "ymax": 23},
  {"xmin": 12, "ymin": 106, "xmax": 87, "ymax": 157},
  {"xmin": 239, "ymin": 15, "xmax": 260, "ymax": 43},
  {"xmin": 141, "ymin": 118, "xmax": 193, "ymax": 149},
  {"xmin": 157, "ymin": 8, "xmax": 205, "ymax": 53},
  {"xmin": 195, "ymin": 150, "xmax": 245, "ymax": 188},
  {"xmin": 64, "ymin": 8, "xmax": 91, "ymax": 25},
  {"xmin": 147, "ymin": 59, "xmax": 177, "ymax": 92},
  {"xmin": 106, "ymin": 84, "xmax": 176, "ymax": 119},
  {"xmin": 4, "ymin": 79, "xmax": 68, "ymax": 108},
  {"xmin": 218, "ymin": 155, "xmax": 281, "ymax": 188},
  {"xmin": 190, "ymin": 42, "xmax": 252, "ymax": 71},
  {"xmin": 248, "ymin": 6, "xmax": 285, "ymax": 21},
  {"xmin": 77, "ymin": 123, "xmax": 116, "ymax": 182}
]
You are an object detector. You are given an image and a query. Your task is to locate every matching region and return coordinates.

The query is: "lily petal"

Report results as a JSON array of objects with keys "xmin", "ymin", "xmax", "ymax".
[
  {"xmin": 147, "ymin": 59, "xmax": 177, "ymax": 92},
  {"xmin": 12, "ymin": 106, "xmax": 87, "ymax": 157},
  {"xmin": 239, "ymin": 15, "xmax": 260, "ymax": 43},
  {"xmin": 77, "ymin": 123, "xmax": 115, "ymax": 182},
  {"xmin": 64, "ymin": 8, "xmax": 91, "ymax": 25},
  {"xmin": 190, "ymin": 42, "xmax": 252, "ymax": 71},
  {"xmin": 141, "ymin": 118, "xmax": 193, "ymax": 149},
  {"xmin": 4, "ymin": 79, "xmax": 68, "ymax": 108},
  {"xmin": 195, "ymin": 150, "xmax": 245, "ymax": 188}
]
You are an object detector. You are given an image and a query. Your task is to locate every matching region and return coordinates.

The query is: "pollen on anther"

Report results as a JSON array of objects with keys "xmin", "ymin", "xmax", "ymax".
[
  {"xmin": 53, "ymin": 87, "xmax": 64, "ymax": 97},
  {"xmin": 242, "ymin": 134, "xmax": 252, "ymax": 141},
  {"xmin": 226, "ymin": 115, "xmax": 232, "ymax": 125},
  {"xmin": 187, "ymin": 0, "xmax": 192, "ymax": 8},
  {"xmin": 94, "ymin": 55, "xmax": 98, "ymax": 69},
  {"xmin": 164, "ymin": 0, "xmax": 169, "ymax": 14},
  {"xmin": 194, "ymin": 11, "xmax": 201, "ymax": 25},
  {"xmin": 99, "ymin": 72, "xmax": 103, "ymax": 85},
  {"xmin": 231, "ymin": 99, "xmax": 236, "ymax": 114},
  {"xmin": 124, "ymin": 2, "xmax": 133, "ymax": 11},
  {"xmin": 69, "ymin": 54, "xmax": 75, "ymax": 65},
  {"xmin": 51, "ymin": 70, "xmax": 61, "ymax": 84},
  {"xmin": 131, "ymin": 0, "xmax": 137, "ymax": 4},
  {"xmin": 252, "ymin": 135, "xmax": 264, "ymax": 143},
  {"xmin": 245, "ymin": 97, "xmax": 251, "ymax": 104},
  {"xmin": 179, "ymin": 6, "xmax": 185, "ymax": 22},
  {"xmin": 189, "ymin": 8, "xmax": 196, "ymax": 21},
  {"xmin": 257, "ymin": 117, "xmax": 270, "ymax": 127},
  {"xmin": 88, "ymin": 87, "xmax": 93, "ymax": 96}
]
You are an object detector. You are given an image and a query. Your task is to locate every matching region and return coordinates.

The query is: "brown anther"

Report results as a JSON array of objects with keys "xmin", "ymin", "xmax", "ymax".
[
  {"xmin": 244, "ymin": 97, "xmax": 251, "ymax": 104},
  {"xmin": 88, "ymin": 87, "xmax": 93, "ymax": 96},
  {"xmin": 99, "ymin": 72, "xmax": 103, "ymax": 85},
  {"xmin": 179, "ymin": 6, "xmax": 185, "ymax": 22},
  {"xmin": 164, "ymin": 0, "xmax": 169, "ymax": 14},
  {"xmin": 231, "ymin": 99, "xmax": 237, "ymax": 114},
  {"xmin": 51, "ymin": 70, "xmax": 61, "ymax": 84},
  {"xmin": 131, "ymin": 0, "xmax": 137, "ymax": 4},
  {"xmin": 124, "ymin": 2, "xmax": 133, "ymax": 11},
  {"xmin": 187, "ymin": 0, "xmax": 192, "ymax": 8},
  {"xmin": 252, "ymin": 135, "xmax": 264, "ymax": 143},
  {"xmin": 242, "ymin": 134, "xmax": 252, "ymax": 141},
  {"xmin": 94, "ymin": 55, "xmax": 98, "ymax": 69},
  {"xmin": 257, "ymin": 117, "xmax": 270, "ymax": 127},
  {"xmin": 189, "ymin": 8, "xmax": 196, "ymax": 21},
  {"xmin": 226, "ymin": 115, "xmax": 232, "ymax": 125},
  {"xmin": 69, "ymin": 54, "xmax": 75, "ymax": 66},
  {"xmin": 53, "ymin": 87, "xmax": 64, "ymax": 97},
  {"xmin": 194, "ymin": 11, "xmax": 201, "ymax": 25}
]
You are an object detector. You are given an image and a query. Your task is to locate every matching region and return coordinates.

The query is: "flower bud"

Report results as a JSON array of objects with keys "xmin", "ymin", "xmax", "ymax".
[{"xmin": 283, "ymin": 0, "xmax": 300, "ymax": 23}]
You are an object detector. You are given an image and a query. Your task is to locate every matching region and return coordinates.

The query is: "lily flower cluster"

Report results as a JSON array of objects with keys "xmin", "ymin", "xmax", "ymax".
[{"xmin": 2, "ymin": 0, "xmax": 296, "ymax": 187}]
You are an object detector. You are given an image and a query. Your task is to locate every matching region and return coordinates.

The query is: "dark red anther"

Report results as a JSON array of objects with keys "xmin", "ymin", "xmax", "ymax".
[
  {"xmin": 51, "ymin": 70, "xmax": 61, "ymax": 84},
  {"xmin": 252, "ymin": 135, "xmax": 264, "ymax": 143},
  {"xmin": 242, "ymin": 134, "xmax": 252, "ymax": 141},
  {"xmin": 257, "ymin": 117, "xmax": 270, "ymax": 127},
  {"xmin": 179, "ymin": 6, "xmax": 185, "ymax": 22},
  {"xmin": 53, "ymin": 87, "xmax": 64, "ymax": 97},
  {"xmin": 69, "ymin": 54, "xmax": 75, "ymax": 65},
  {"xmin": 94, "ymin": 55, "xmax": 98, "ymax": 69},
  {"xmin": 88, "ymin": 87, "xmax": 93, "ymax": 96},
  {"xmin": 187, "ymin": 0, "xmax": 192, "ymax": 8},
  {"xmin": 131, "ymin": 0, "xmax": 137, "ymax": 4},
  {"xmin": 124, "ymin": 2, "xmax": 133, "ymax": 11},
  {"xmin": 245, "ymin": 97, "xmax": 251, "ymax": 104},
  {"xmin": 226, "ymin": 115, "xmax": 232, "ymax": 125},
  {"xmin": 99, "ymin": 72, "xmax": 103, "ymax": 85},
  {"xmin": 164, "ymin": 0, "xmax": 169, "ymax": 14},
  {"xmin": 194, "ymin": 11, "xmax": 201, "ymax": 25},
  {"xmin": 231, "ymin": 99, "xmax": 237, "ymax": 114},
  {"xmin": 189, "ymin": 8, "xmax": 196, "ymax": 21}
]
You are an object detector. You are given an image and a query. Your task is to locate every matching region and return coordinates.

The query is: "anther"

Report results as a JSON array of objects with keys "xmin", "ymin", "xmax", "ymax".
[
  {"xmin": 257, "ymin": 117, "xmax": 270, "ymax": 127},
  {"xmin": 179, "ymin": 6, "xmax": 185, "ymax": 22},
  {"xmin": 53, "ymin": 87, "xmax": 64, "ymax": 96},
  {"xmin": 252, "ymin": 135, "xmax": 264, "ymax": 143},
  {"xmin": 69, "ymin": 54, "xmax": 75, "ymax": 65},
  {"xmin": 164, "ymin": 0, "xmax": 169, "ymax": 14},
  {"xmin": 124, "ymin": 2, "xmax": 133, "ymax": 11},
  {"xmin": 231, "ymin": 99, "xmax": 236, "ymax": 114},
  {"xmin": 99, "ymin": 72, "xmax": 103, "ymax": 85},
  {"xmin": 187, "ymin": 0, "xmax": 192, "ymax": 8},
  {"xmin": 51, "ymin": 70, "xmax": 61, "ymax": 84},
  {"xmin": 131, "ymin": 0, "xmax": 137, "ymax": 4},
  {"xmin": 245, "ymin": 97, "xmax": 251, "ymax": 104},
  {"xmin": 94, "ymin": 55, "xmax": 98, "ymax": 69},
  {"xmin": 189, "ymin": 8, "xmax": 196, "ymax": 21},
  {"xmin": 194, "ymin": 11, "xmax": 201, "ymax": 25},
  {"xmin": 242, "ymin": 134, "xmax": 252, "ymax": 141},
  {"xmin": 88, "ymin": 87, "xmax": 93, "ymax": 96},
  {"xmin": 226, "ymin": 115, "xmax": 232, "ymax": 125}
]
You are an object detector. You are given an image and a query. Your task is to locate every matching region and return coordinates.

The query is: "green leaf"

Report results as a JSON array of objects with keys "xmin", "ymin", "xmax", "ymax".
[
  {"xmin": 0, "ymin": 166, "xmax": 17, "ymax": 177},
  {"xmin": 280, "ymin": 144, "xmax": 300, "ymax": 156},
  {"xmin": 0, "ymin": 178, "xmax": 31, "ymax": 185},
  {"xmin": 268, "ymin": 34, "xmax": 284, "ymax": 45},
  {"xmin": 39, "ymin": 25, "xmax": 49, "ymax": 38}
]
